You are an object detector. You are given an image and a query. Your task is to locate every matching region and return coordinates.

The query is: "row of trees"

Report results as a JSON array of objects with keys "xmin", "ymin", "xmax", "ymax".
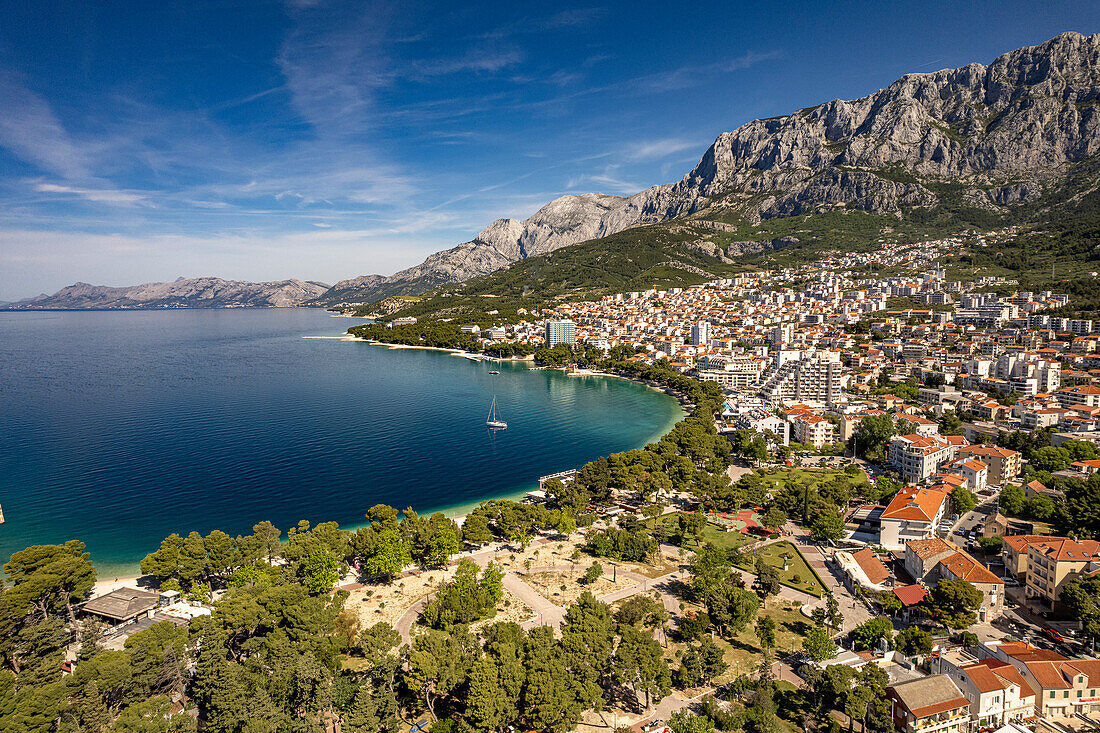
[{"xmin": 137, "ymin": 498, "xmax": 584, "ymax": 603}]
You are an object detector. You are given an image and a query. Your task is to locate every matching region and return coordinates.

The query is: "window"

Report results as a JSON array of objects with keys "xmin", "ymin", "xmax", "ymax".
[{"xmin": 1052, "ymin": 692, "xmax": 1057, "ymax": 699}]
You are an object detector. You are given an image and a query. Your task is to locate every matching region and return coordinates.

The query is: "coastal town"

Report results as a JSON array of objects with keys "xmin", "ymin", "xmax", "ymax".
[
  {"xmin": 46, "ymin": 229, "xmax": 1100, "ymax": 733},
  {"xmin": 342, "ymin": 229, "xmax": 1100, "ymax": 733}
]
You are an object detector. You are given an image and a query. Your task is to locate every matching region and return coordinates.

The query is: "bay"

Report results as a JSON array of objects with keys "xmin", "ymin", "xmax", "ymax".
[{"xmin": 0, "ymin": 308, "xmax": 682, "ymax": 575}]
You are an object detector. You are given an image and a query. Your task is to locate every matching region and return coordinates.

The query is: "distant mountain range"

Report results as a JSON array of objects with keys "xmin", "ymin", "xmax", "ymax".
[
  {"xmin": 12, "ymin": 32, "xmax": 1100, "ymax": 311},
  {"xmin": 5, "ymin": 277, "xmax": 330, "ymax": 310}
]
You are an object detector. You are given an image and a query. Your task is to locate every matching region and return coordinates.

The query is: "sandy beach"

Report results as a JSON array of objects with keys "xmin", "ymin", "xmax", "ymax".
[{"xmin": 93, "ymin": 574, "xmax": 148, "ymax": 596}]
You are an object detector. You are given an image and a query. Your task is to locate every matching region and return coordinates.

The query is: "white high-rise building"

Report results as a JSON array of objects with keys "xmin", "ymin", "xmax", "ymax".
[
  {"xmin": 544, "ymin": 319, "xmax": 576, "ymax": 347},
  {"xmin": 691, "ymin": 320, "xmax": 710, "ymax": 346},
  {"xmin": 756, "ymin": 349, "xmax": 844, "ymax": 407}
]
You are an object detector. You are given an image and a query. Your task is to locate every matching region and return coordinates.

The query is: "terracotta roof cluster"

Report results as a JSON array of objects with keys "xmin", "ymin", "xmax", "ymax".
[{"xmin": 994, "ymin": 642, "xmax": 1100, "ymax": 692}]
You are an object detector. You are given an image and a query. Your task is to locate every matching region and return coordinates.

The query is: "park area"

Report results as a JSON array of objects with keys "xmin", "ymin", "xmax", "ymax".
[{"xmin": 738, "ymin": 541, "xmax": 826, "ymax": 598}]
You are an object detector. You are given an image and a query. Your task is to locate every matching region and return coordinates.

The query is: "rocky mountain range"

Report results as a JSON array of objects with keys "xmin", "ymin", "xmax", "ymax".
[
  {"xmin": 18, "ymin": 32, "xmax": 1100, "ymax": 311},
  {"xmin": 6, "ymin": 277, "xmax": 330, "ymax": 310},
  {"xmin": 315, "ymin": 31, "xmax": 1100, "ymax": 306}
]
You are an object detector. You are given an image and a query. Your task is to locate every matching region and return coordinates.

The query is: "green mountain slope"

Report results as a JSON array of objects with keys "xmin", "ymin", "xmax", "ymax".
[{"xmin": 363, "ymin": 153, "xmax": 1100, "ymax": 324}]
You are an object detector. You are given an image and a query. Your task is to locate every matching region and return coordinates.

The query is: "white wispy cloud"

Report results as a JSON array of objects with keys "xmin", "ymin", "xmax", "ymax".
[
  {"xmin": 35, "ymin": 183, "xmax": 148, "ymax": 206},
  {"xmin": 0, "ymin": 72, "xmax": 92, "ymax": 180},
  {"xmin": 622, "ymin": 137, "xmax": 703, "ymax": 162}
]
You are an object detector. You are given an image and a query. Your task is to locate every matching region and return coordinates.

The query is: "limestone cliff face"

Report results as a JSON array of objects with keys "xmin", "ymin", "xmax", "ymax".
[
  {"xmin": 311, "ymin": 31, "xmax": 1100, "ymax": 305},
  {"xmin": 9, "ymin": 277, "xmax": 331, "ymax": 309}
]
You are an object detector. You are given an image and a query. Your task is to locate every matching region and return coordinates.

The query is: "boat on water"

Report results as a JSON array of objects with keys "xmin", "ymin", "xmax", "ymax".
[
  {"xmin": 486, "ymin": 396, "xmax": 508, "ymax": 429},
  {"xmin": 489, "ymin": 352, "xmax": 501, "ymax": 375}
]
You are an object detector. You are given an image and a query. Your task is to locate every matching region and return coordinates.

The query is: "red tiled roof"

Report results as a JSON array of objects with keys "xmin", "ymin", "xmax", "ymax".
[
  {"xmin": 852, "ymin": 548, "xmax": 891, "ymax": 585},
  {"xmin": 894, "ymin": 583, "xmax": 928, "ymax": 607}
]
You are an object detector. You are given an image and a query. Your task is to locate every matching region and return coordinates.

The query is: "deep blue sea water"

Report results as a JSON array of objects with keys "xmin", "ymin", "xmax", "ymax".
[{"xmin": 0, "ymin": 308, "xmax": 682, "ymax": 575}]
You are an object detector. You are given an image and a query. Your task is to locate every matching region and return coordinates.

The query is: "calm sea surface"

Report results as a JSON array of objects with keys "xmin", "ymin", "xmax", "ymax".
[{"xmin": 0, "ymin": 308, "xmax": 682, "ymax": 575}]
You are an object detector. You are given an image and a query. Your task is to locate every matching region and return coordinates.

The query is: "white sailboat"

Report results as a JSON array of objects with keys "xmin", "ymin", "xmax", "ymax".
[
  {"xmin": 486, "ymin": 396, "xmax": 508, "ymax": 429},
  {"xmin": 489, "ymin": 351, "xmax": 500, "ymax": 375}
]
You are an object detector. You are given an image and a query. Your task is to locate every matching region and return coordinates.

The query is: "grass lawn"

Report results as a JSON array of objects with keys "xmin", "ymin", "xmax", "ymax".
[
  {"xmin": 755, "ymin": 466, "xmax": 869, "ymax": 494},
  {"xmin": 737, "ymin": 541, "xmax": 825, "ymax": 598},
  {"xmin": 664, "ymin": 597, "xmax": 810, "ymax": 689},
  {"xmin": 653, "ymin": 511, "xmax": 751, "ymax": 552}
]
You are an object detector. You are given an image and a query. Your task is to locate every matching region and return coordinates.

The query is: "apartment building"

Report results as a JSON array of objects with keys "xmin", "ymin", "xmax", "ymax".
[
  {"xmin": 1057, "ymin": 384, "xmax": 1100, "ymax": 408},
  {"xmin": 985, "ymin": 641, "xmax": 1100, "ymax": 719},
  {"xmin": 756, "ymin": 349, "xmax": 844, "ymax": 407},
  {"xmin": 955, "ymin": 446, "xmax": 1021, "ymax": 486},
  {"xmin": 793, "ymin": 415, "xmax": 834, "ymax": 448},
  {"xmin": 932, "ymin": 652, "xmax": 1037, "ymax": 730},
  {"xmin": 879, "ymin": 487, "xmax": 952, "ymax": 550},
  {"xmin": 544, "ymin": 319, "xmax": 576, "ymax": 346},
  {"xmin": 695, "ymin": 354, "xmax": 768, "ymax": 389},
  {"xmin": 888, "ymin": 434, "xmax": 963, "ymax": 483},
  {"xmin": 1019, "ymin": 536, "xmax": 1100, "ymax": 613},
  {"xmin": 735, "ymin": 409, "xmax": 789, "ymax": 446},
  {"xmin": 887, "ymin": 676, "xmax": 971, "ymax": 733}
]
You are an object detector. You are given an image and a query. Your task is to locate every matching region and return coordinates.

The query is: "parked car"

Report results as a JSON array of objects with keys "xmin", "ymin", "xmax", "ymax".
[{"xmin": 1045, "ymin": 628, "xmax": 1066, "ymax": 644}]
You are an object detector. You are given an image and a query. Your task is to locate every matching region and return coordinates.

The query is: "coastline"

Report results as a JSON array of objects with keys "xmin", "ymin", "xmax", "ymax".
[{"xmin": 80, "ymin": 340, "xmax": 685, "ymax": 579}]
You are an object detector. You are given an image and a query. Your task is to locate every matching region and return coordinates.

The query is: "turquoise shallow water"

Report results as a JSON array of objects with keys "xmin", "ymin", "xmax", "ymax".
[{"xmin": 0, "ymin": 308, "xmax": 682, "ymax": 575}]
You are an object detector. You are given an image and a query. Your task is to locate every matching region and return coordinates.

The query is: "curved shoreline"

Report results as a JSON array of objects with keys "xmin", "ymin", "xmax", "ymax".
[
  {"xmin": 338, "ymin": 338, "xmax": 686, "ymax": 527},
  {"xmin": 90, "ymin": 339, "xmax": 684, "ymax": 577}
]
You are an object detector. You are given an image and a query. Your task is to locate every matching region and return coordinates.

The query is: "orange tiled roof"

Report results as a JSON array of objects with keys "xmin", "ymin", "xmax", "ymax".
[
  {"xmin": 882, "ymin": 486, "xmax": 950, "ymax": 522},
  {"xmin": 852, "ymin": 548, "xmax": 891, "ymax": 585},
  {"xmin": 939, "ymin": 550, "xmax": 1004, "ymax": 585}
]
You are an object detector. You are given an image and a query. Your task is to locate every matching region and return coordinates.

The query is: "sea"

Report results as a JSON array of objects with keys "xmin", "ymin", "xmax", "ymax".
[{"xmin": 0, "ymin": 308, "xmax": 683, "ymax": 575}]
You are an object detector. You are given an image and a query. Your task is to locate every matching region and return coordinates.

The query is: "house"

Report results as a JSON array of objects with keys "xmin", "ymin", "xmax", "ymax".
[
  {"xmin": 955, "ymin": 446, "xmax": 1022, "ymax": 486},
  {"xmin": 1071, "ymin": 459, "xmax": 1100, "ymax": 475},
  {"xmin": 938, "ymin": 550, "xmax": 1005, "ymax": 622},
  {"xmin": 887, "ymin": 675, "xmax": 971, "ymax": 733},
  {"xmin": 904, "ymin": 537, "xmax": 957, "ymax": 583},
  {"xmin": 933, "ymin": 652, "xmax": 1037, "ymax": 730},
  {"xmin": 879, "ymin": 486, "xmax": 952, "ymax": 550},
  {"xmin": 983, "ymin": 512, "xmax": 1009, "ymax": 539},
  {"xmin": 836, "ymin": 547, "xmax": 892, "ymax": 592},
  {"xmin": 81, "ymin": 587, "xmax": 161, "ymax": 624},
  {"xmin": 893, "ymin": 583, "xmax": 929, "ymax": 611},
  {"xmin": 944, "ymin": 458, "xmax": 989, "ymax": 494},
  {"xmin": 904, "ymin": 538, "xmax": 1004, "ymax": 621}
]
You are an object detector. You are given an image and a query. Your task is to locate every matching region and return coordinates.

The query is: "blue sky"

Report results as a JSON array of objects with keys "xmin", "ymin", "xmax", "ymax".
[{"xmin": 1, "ymin": 1, "xmax": 1099, "ymax": 300}]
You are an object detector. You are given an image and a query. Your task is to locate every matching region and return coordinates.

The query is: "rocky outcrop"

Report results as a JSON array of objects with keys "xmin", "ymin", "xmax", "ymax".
[
  {"xmin": 319, "ymin": 32, "xmax": 1100, "ymax": 306},
  {"xmin": 7, "ymin": 277, "xmax": 331, "ymax": 310}
]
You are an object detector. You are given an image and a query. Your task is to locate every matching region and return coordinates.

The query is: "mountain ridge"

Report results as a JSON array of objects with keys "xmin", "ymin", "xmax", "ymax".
[
  {"xmin": 315, "ymin": 30, "xmax": 1100, "ymax": 307},
  {"xmin": 5, "ymin": 277, "xmax": 331, "ymax": 310}
]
